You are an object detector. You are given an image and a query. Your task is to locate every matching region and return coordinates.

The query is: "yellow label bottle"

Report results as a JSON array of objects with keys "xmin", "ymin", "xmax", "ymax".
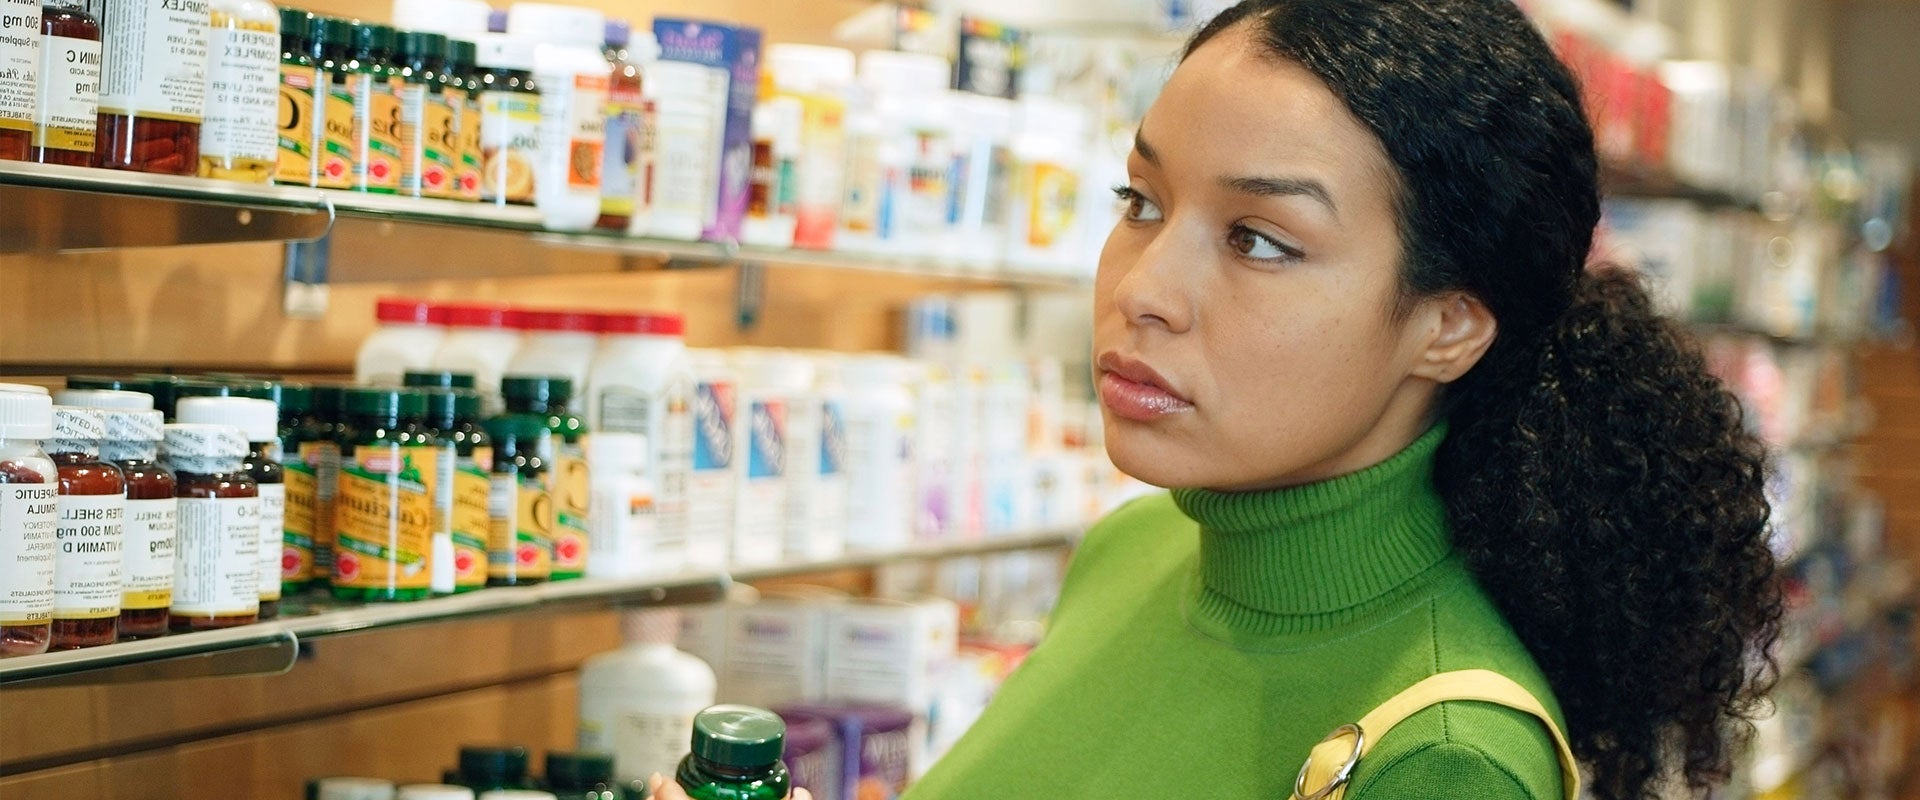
[{"xmin": 330, "ymin": 389, "xmax": 435, "ymax": 601}]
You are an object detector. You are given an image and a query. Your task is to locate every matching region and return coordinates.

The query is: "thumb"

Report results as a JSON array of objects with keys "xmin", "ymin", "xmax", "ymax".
[{"xmin": 648, "ymin": 773, "xmax": 690, "ymax": 800}]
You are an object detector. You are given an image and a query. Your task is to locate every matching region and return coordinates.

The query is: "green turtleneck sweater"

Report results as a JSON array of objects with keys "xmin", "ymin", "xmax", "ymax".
[{"xmin": 905, "ymin": 426, "xmax": 1568, "ymax": 799}]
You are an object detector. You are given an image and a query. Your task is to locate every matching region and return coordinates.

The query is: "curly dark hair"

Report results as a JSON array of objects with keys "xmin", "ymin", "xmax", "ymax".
[{"xmin": 1188, "ymin": 2, "xmax": 1783, "ymax": 798}]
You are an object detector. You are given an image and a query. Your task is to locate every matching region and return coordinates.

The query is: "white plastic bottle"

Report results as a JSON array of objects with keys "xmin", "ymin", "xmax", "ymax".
[
  {"xmin": 805, "ymin": 354, "xmax": 849, "ymax": 561},
  {"xmin": 859, "ymin": 51, "xmax": 954, "ymax": 261},
  {"xmin": 431, "ymin": 302, "xmax": 521, "ymax": 415},
  {"xmin": 685, "ymin": 350, "xmax": 736, "ymax": 571},
  {"xmin": 391, "ymin": 0, "xmax": 491, "ymax": 37},
  {"xmin": 839, "ymin": 355, "xmax": 916, "ymax": 551},
  {"xmin": 644, "ymin": 60, "xmax": 727, "ymax": 241},
  {"xmin": 356, "ymin": 298, "xmax": 447, "ymax": 386},
  {"xmin": 912, "ymin": 360, "xmax": 956, "ymax": 540},
  {"xmin": 586, "ymin": 312, "xmax": 691, "ymax": 568},
  {"xmin": 1007, "ymin": 96, "xmax": 1089, "ymax": 274},
  {"xmin": 727, "ymin": 349, "xmax": 791, "ymax": 568},
  {"xmin": 504, "ymin": 309, "xmax": 599, "ymax": 414},
  {"xmin": 507, "ymin": 2, "xmax": 610, "ymax": 232},
  {"xmin": 578, "ymin": 607, "xmax": 718, "ymax": 784},
  {"xmin": 584, "ymin": 432, "xmax": 665, "ymax": 578},
  {"xmin": 949, "ymin": 93, "xmax": 1015, "ymax": 271},
  {"xmin": 741, "ymin": 96, "xmax": 801, "ymax": 249}
]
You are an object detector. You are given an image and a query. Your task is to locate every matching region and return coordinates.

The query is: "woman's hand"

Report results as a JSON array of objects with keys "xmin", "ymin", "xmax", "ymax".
[{"xmin": 646, "ymin": 773, "xmax": 813, "ymax": 800}]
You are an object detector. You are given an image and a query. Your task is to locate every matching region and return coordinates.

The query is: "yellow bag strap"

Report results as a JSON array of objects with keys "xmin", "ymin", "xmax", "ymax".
[{"xmin": 1291, "ymin": 669, "xmax": 1581, "ymax": 800}]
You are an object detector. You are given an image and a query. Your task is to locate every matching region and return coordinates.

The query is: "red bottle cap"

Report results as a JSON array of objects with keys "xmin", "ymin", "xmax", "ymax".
[
  {"xmin": 436, "ymin": 302, "xmax": 511, "ymax": 329},
  {"xmin": 517, "ymin": 309, "xmax": 601, "ymax": 333},
  {"xmin": 600, "ymin": 312, "xmax": 685, "ymax": 336},
  {"xmin": 375, "ymin": 297, "xmax": 436, "ymax": 325}
]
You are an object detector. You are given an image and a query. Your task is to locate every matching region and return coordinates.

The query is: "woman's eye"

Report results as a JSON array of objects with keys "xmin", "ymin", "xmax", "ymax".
[
  {"xmin": 1228, "ymin": 225, "xmax": 1304, "ymax": 263},
  {"xmin": 1113, "ymin": 186, "xmax": 1164, "ymax": 223}
]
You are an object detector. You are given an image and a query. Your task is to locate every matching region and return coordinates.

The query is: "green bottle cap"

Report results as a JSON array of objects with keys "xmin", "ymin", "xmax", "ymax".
[
  {"xmin": 690, "ymin": 705, "xmax": 785, "ymax": 769},
  {"xmin": 66, "ymin": 375, "xmax": 140, "ymax": 391},
  {"xmin": 499, "ymin": 376, "xmax": 568, "ymax": 411},
  {"xmin": 397, "ymin": 389, "xmax": 429, "ymax": 420},
  {"xmin": 544, "ymin": 752, "xmax": 614, "ymax": 791},
  {"xmin": 452, "ymin": 390, "xmax": 480, "ymax": 421},
  {"xmin": 457, "ymin": 745, "xmax": 529, "ymax": 785},
  {"xmin": 399, "ymin": 30, "xmax": 448, "ymax": 64},
  {"xmin": 311, "ymin": 384, "xmax": 347, "ymax": 416},
  {"xmin": 419, "ymin": 389, "xmax": 463, "ymax": 429},
  {"xmin": 172, "ymin": 379, "xmax": 237, "ymax": 401},
  {"xmin": 317, "ymin": 17, "xmax": 353, "ymax": 49},
  {"xmin": 404, "ymin": 370, "xmax": 477, "ymax": 390},
  {"xmin": 279, "ymin": 7, "xmax": 315, "ymax": 41},
  {"xmin": 278, "ymin": 384, "xmax": 315, "ymax": 415},
  {"xmin": 446, "ymin": 39, "xmax": 477, "ymax": 71},
  {"xmin": 216, "ymin": 378, "xmax": 280, "ymax": 402},
  {"xmin": 351, "ymin": 22, "xmax": 396, "ymax": 58},
  {"xmin": 344, "ymin": 387, "xmax": 403, "ymax": 419}
]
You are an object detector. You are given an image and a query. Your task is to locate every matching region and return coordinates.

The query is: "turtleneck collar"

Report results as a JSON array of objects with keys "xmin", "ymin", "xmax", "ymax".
[{"xmin": 1174, "ymin": 423, "xmax": 1455, "ymax": 639}]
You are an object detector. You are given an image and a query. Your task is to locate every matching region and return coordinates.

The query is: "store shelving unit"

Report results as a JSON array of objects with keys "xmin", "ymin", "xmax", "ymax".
[
  {"xmin": 0, "ymin": 161, "xmax": 1087, "ymax": 290},
  {"xmin": 0, "ymin": 528, "xmax": 1082, "ymax": 689}
]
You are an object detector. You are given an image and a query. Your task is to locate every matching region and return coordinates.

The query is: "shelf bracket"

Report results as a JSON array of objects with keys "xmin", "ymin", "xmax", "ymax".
[
  {"xmin": 284, "ymin": 233, "xmax": 333, "ymax": 319},
  {"xmin": 736, "ymin": 260, "xmax": 766, "ymax": 331}
]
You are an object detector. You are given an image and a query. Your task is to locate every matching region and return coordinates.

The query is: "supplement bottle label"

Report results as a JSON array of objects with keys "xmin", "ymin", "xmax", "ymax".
[
  {"xmin": 318, "ymin": 77, "xmax": 355, "ymax": 188},
  {"xmin": 479, "ymin": 89, "xmax": 538, "ymax": 203},
  {"xmin": 553, "ymin": 72, "xmax": 607, "ymax": 190},
  {"xmin": 815, "ymin": 399, "xmax": 849, "ymax": 541},
  {"xmin": 451, "ymin": 450, "xmax": 489, "ymax": 587},
  {"xmin": 255, "ymin": 482, "xmax": 283, "ymax": 601},
  {"xmin": 550, "ymin": 443, "xmax": 589, "ymax": 576},
  {"xmin": 1025, "ymin": 161, "xmax": 1079, "ymax": 247},
  {"xmin": 333, "ymin": 444, "xmax": 432, "ymax": 590},
  {"xmin": 0, "ymin": 0, "xmax": 40, "ymax": 132},
  {"xmin": 486, "ymin": 472, "xmax": 551, "ymax": 580},
  {"xmin": 651, "ymin": 89, "xmax": 720, "ymax": 228},
  {"xmin": 737, "ymin": 398, "xmax": 785, "ymax": 563},
  {"xmin": 300, "ymin": 439, "xmax": 340, "ymax": 577},
  {"xmin": 96, "ymin": 0, "xmax": 207, "ymax": 121},
  {"xmin": 792, "ymin": 92, "xmax": 845, "ymax": 245},
  {"xmin": 172, "ymin": 495, "xmax": 261, "ymax": 616},
  {"xmin": 274, "ymin": 64, "xmax": 318, "ymax": 183},
  {"xmin": 687, "ymin": 378, "xmax": 733, "ymax": 569},
  {"xmin": 598, "ymin": 381, "xmax": 689, "ymax": 556},
  {"xmin": 33, "ymin": 34, "xmax": 100, "ymax": 152},
  {"xmin": 397, "ymin": 79, "xmax": 454, "ymax": 197},
  {"xmin": 0, "ymin": 484, "xmax": 58, "ymax": 626},
  {"xmin": 596, "ymin": 710, "xmax": 696, "ymax": 783},
  {"xmin": 600, "ymin": 84, "xmax": 649, "ymax": 217},
  {"xmin": 201, "ymin": 24, "xmax": 279, "ymax": 165},
  {"xmin": 452, "ymin": 87, "xmax": 482, "ymax": 200},
  {"xmin": 53, "ymin": 492, "xmax": 125, "ymax": 620},
  {"xmin": 282, "ymin": 457, "xmax": 315, "ymax": 583},
  {"xmin": 120, "ymin": 496, "xmax": 176, "ymax": 610},
  {"xmin": 356, "ymin": 76, "xmax": 402, "ymax": 192},
  {"xmin": 587, "ymin": 478, "xmax": 655, "ymax": 575}
]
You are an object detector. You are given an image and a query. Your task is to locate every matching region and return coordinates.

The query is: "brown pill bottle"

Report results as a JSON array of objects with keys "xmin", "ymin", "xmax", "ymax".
[
  {"xmin": 177, "ymin": 397, "xmax": 283, "ymax": 620},
  {"xmin": 162, "ymin": 423, "xmax": 261, "ymax": 632},
  {"xmin": 93, "ymin": 404, "xmax": 176, "ymax": 639},
  {"xmin": 93, "ymin": 0, "xmax": 211, "ymax": 174},
  {"xmin": 31, "ymin": 0, "xmax": 101, "ymax": 167},
  {"xmin": 0, "ymin": 390, "xmax": 59, "ymax": 658},
  {"xmin": 47, "ymin": 406, "xmax": 127, "ymax": 650}
]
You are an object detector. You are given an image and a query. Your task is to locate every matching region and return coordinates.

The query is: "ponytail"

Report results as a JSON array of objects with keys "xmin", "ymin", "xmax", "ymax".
[{"xmin": 1437, "ymin": 268, "xmax": 1783, "ymax": 799}]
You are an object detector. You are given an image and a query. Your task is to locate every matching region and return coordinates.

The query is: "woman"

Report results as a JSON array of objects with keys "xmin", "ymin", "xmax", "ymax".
[{"xmin": 904, "ymin": 1, "xmax": 1781, "ymax": 799}]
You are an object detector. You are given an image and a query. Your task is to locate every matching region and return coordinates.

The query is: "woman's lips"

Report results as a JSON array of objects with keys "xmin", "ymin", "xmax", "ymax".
[{"xmin": 1099, "ymin": 371, "xmax": 1196, "ymax": 422}]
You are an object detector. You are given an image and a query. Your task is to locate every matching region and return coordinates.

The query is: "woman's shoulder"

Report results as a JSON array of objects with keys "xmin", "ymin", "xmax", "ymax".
[
  {"xmin": 1347, "ymin": 700, "xmax": 1568, "ymax": 800},
  {"xmin": 1075, "ymin": 491, "xmax": 1197, "ymax": 567}
]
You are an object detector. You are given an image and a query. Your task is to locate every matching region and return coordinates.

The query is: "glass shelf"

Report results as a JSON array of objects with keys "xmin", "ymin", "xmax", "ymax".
[
  {"xmin": 0, "ymin": 527, "xmax": 1082, "ymax": 688},
  {"xmin": 1, "ymin": 161, "xmax": 1092, "ymax": 289}
]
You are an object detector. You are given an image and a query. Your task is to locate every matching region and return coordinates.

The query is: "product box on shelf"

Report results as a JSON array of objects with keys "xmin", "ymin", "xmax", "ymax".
[
  {"xmin": 824, "ymin": 595, "xmax": 959, "ymax": 775},
  {"xmin": 652, "ymin": 18, "xmax": 762, "ymax": 243},
  {"xmin": 723, "ymin": 590, "xmax": 838, "ymax": 709},
  {"xmin": 776, "ymin": 704, "xmax": 915, "ymax": 800}
]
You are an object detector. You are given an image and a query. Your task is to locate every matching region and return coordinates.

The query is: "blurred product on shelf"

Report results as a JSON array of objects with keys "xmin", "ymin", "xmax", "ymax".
[
  {"xmin": 578, "ymin": 608, "xmax": 717, "ymax": 783},
  {"xmin": 331, "ymin": 388, "xmax": 435, "ymax": 601},
  {"xmin": 274, "ymin": 8, "xmax": 320, "ymax": 185},
  {"xmin": 473, "ymin": 33, "xmax": 541, "ymax": 205},
  {"xmin": 502, "ymin": 376, "xmax": 590, "ymax": 579},
  {"xmin": 585, "ymin": 311, "xmax": 692, "ymax": 575},
  {"xmin": 650, "ymin": 18, "xmax": 761, "ymax": 243},
  {"xmin": 94, "ymin": 0, "xmax": 210, "ymax": 174},
  {"xmin": 199, "ymin": 0, "xmax": 280, "ymax": 182},
  {"xmin": 0, "ymin": 0, "xmax": 42, "ymax": 162},
  {"xmin": 506, "ymin": 2, "xmax": 607, "ymax": 231},
  {"xmin": 597, "ymin": 18, "xmax": 656, "ymax": 233},
  {"xmin": 483, "ymin": 405, "xmax": 554, "ymax": 586},
  {"xmin": 775, "ymin": 705, "xmax": 912, "ymax": 800},
  {"xmin": 31, "ymin": 0, "xmax": 102, "ymax": 168}
]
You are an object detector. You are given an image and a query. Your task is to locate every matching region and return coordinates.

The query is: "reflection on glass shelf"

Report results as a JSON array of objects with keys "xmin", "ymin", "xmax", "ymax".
[{"xmin": 0, "ymin": 527, "xmax": 1083, "ymax": 688}]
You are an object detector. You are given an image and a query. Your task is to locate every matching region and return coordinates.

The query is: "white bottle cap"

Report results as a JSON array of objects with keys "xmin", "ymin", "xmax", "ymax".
[
  {"xmin": 768, "ymin": 43, "xmax": 855, "ymax": 94},
  {"xmin": 0, "ymin": 391, "xmax": 55, "ymax": 440},
  {"xmin": 397, "ymin": 785, "xmax": 476, "ymax": 800},
  {"xmin": 507, "ymin": 3, "xmax": 604, "ymax": 48},
  {"xmin": 0, "ymin": 382, "xmax": 50, "ymax": 394},
  {"xmin": 50, "ymin": 406, "xmax": 108, "ymax": 455},
  {"xmin": 585, "ymin": 431, "xmax": 647, "ymax": 471},
  {"xmin": 54, "ymin": 388, "xmax": 155, "ymax": 411},
  {"xmin": 103, "ymin": 409, "xmax": 166, "ymax": 444},
  {"xmin": 315, "ymin": 777, "xmax": 398, "ymax": 800},
  {"xmin": 176, "ymin": 397, "xmax": 280, "ymax": 444},
  {"xmin": 162, "ymin": 424, "xmax": 249, "ymax": 474},
  {"xmin": 475, "ymin": 33, "xmax": 539, "ymax": 72},
  {"xmin": 391, "ymin": 0, "xmax": 492, "ymax": 36}
]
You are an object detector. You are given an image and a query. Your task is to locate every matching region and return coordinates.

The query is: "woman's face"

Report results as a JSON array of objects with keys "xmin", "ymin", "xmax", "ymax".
[{"xmin": 1095, "ymin": 23, "xmax": 1492, "ymax": 492}]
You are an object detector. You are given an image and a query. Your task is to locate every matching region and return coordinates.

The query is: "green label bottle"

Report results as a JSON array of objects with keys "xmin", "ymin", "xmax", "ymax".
[{"xmin": 676, "ymin": 705, "xmax": 791, "ymax": 800}]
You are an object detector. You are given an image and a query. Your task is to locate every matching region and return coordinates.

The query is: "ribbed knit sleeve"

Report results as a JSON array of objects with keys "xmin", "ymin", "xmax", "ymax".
[{"xmin": 1350, "ymin": 741, "xmax": 1541, "ymax": 800}]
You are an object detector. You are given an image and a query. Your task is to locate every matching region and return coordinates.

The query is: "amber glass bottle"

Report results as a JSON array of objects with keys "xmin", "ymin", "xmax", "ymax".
[
  {"xmin": 102, "ymin": 409, "xmax": 176, "ymax": 639},
  {"xmin": 48, "ymin": 407, "xmax": 127, "ymax": 650},
  {"xmin": 163, "ymin": 423, "xmax": 261, "ymax": 632},
  {"xmin": 31, "ymin": 0, "xmax": 101, "ymax": 166}
]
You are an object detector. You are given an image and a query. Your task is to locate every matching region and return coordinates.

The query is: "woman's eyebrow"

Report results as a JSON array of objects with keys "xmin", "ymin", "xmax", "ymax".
[{"xmin": 1221, "ymin": 175, "xmax": 1339, "ymax": 218}]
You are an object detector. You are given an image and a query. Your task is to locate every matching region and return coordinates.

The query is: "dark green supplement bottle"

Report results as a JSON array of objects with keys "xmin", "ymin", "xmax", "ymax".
[
  {"xmin": 331, "ymin": 388, "xmax": 435, "ymax": 601},
  {"xmin": 544, "ymin": 752, "xmax": 618, "ymax": 800},
  {"xmin": 421, "ymin": 388, "xmax": 490, "ymax": 593},
  {"xmin": 454, "ymin": 745, "xmax": 535, "ymax": 791},
  {"xmin": 277, "ymin": 383, "xmax": 326, "ymax": 593},
  {"xmin": 480, "ymin": 415, "xmax": 551, "ymax": 586},
  {"xmin": 501, "ymin": 377, "xmax": 588, "ymax": 580},
  {"xmin": 675, "ymin": 705, "xmax": 791, "ymax": 800}
]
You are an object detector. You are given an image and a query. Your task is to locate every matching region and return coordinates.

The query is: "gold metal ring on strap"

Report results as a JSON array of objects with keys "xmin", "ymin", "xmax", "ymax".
[{"xmin": 1293, "ymin": 723, "xmax": 1366, "ymax": 800}]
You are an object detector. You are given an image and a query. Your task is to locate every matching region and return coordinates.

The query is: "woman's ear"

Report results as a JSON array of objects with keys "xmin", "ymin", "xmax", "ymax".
[{"xmin": 1409, "ymin": 292, "xmax": 1498, "ymax": 385}]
